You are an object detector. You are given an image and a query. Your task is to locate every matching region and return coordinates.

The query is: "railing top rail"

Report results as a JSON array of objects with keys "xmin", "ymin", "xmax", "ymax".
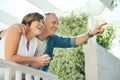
[{"xmin": 0, "ymin": 59, "xmax": 58, "ymax": 79}]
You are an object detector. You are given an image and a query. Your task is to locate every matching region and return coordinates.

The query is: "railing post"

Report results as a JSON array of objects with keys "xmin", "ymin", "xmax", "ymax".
[
  {"xmin": 34, "ymin": 75, "xmax": 40, "ymax": 80},
  {"xmin": 4, "ymin": 68, "xmax": 12, "ymax": 80},
  {"xmin": 42, "ymin": 78, "xmax": 48, "ymax": 80},
  {"xmin": 15, "ymin": 71, "xmax": 22, "ymax": 80},
  {"xmin": 25, "ymin": 73, "xmax": 32, "ymax": 80}
]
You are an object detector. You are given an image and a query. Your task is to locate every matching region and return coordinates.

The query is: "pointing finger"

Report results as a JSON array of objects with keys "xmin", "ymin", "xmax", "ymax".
[{"xmin": 97, "ymin": 22, "xmax": 107, "ymax": 29}]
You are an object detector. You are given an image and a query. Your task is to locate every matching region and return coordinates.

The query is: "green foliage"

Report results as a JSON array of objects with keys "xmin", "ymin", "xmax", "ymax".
[
  {"xmin": 50, "ymin": 48, "xmax": 85, "ymax": 80},
  {"xmin": 58, "ymin": 12, "xmax": 88, "ymax": 36},
  {"xmin": 49, "ymin": 12, "xmax": 88, "ymax": 80},
  {"xmin": 97, "ymin": 23, "xmax": 116, "ymax": 50},
  {"xmin": 111, "ymin": 0, "xmax": 118, "ymax": 7}
]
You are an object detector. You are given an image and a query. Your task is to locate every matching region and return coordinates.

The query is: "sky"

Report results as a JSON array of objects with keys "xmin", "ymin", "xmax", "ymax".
[{"xmin": 0, "ymin": 0, "xmax": 120, "ymax": 58}]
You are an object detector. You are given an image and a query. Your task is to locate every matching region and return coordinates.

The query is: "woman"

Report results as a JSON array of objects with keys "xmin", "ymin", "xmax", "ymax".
[{"xmin": 0, "ymin": 12, "xmax": 51, "ymax": 79}]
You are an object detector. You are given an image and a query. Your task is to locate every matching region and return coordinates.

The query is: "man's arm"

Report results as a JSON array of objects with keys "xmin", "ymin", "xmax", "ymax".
[
  {"xmin": 75, "ymin": 22, "xmax": 107, "ymax": 46},
  {"xmin": 52, "ymin": 35, "xmax": 76, "ymax": 48}
]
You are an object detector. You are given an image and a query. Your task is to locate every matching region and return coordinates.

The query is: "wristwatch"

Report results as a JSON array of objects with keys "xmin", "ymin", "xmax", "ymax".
[{"xmin": 87, "ymin": 31, "xmax": 94, "ymax": 38}]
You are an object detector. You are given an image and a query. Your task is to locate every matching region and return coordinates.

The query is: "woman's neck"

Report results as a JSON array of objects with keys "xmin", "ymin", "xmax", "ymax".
[{"xmin": 25, "ymin": 28, "xmax": 34, "ymax": 42}]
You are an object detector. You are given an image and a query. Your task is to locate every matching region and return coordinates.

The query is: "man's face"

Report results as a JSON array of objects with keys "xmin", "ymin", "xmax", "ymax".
[{"xmin": 44, "ymin": 14, "xmax": 59, "ymax": 36}]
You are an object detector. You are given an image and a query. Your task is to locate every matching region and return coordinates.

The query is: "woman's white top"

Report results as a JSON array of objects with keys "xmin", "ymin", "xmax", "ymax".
[
  {"xmin": 0, "ymin": 35, "xmax": 39, "ymax": 80},
  {"xmin": 0, "ymin": 35, "xmax": 38, "ymax": 60}
]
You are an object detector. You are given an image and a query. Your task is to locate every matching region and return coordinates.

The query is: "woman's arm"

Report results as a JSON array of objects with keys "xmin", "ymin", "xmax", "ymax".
[{"xmin": 4, "ymin": 25, "xmax": 36, "ymax": 64}]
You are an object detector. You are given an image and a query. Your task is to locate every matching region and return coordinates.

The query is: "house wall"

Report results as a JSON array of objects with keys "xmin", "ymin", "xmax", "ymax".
[{"xmin": 83, "ymin": 44, "xmax": 120, "ymax": 80}]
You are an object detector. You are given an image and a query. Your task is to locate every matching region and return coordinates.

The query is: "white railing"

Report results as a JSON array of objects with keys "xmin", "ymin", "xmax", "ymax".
[
  {"xmin": 83, "ymin": 44, "xmax": 120, "ymax": 80},
  {"xmin": 0, "ymin": 59, "xmax": 58, "ymax": 80}
]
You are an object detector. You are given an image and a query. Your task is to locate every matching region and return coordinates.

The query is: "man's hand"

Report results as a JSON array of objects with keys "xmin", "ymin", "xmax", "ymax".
[
  {"xmin": 0, "ymin": 23, "xmax": 27, "ymax": 37},
  {"xmin": 12, "ymin": 23, "xmax": 27, "ymax": 35},
  {"xmin": 37, "ymin": 54, "xmax": 51, "ymax": 67},
  {"xmin": 30, "ymin": 54, "xmax": 51, "ymax": 69},
  {"xmin": 89, "ymin": 22, "xmax": 107, "ymax": 36}
]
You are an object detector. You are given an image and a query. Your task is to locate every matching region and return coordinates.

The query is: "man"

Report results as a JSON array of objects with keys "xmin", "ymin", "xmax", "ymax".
[{"xmin": 35, "ymin": 13, "xmax": 107, "ymax": 71}]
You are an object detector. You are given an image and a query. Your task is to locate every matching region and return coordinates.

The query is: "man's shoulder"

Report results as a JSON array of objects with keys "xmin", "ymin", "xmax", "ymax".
[
  {"xmin": 48, "ymin": 34, "xmax": 59, "ymax": 38},
  {"xmin": 47, "ymin": 35, "xmax": 62, "ymax": 42}
]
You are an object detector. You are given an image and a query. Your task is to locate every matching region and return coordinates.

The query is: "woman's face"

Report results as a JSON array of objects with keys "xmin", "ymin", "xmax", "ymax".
[{"xmin": 29, "ymin": 20, "xmax": 44, "ymax": 36}]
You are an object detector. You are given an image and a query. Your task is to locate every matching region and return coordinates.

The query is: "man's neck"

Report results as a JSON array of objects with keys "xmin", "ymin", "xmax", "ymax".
[{"xmin": 38, "ymin": 31, "xmax": 49, "ymax": 41}]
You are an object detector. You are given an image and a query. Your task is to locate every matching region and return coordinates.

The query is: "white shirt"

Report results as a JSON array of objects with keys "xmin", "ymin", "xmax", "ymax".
[{"xmin": 36, "ymin": 39, "xmax": 47, "ymax": 56}]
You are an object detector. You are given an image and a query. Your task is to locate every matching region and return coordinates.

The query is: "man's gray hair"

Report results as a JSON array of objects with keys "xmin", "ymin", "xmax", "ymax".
[{"xmin": 44, "ymin": 13, "xmax": 56, "ymax": 16}]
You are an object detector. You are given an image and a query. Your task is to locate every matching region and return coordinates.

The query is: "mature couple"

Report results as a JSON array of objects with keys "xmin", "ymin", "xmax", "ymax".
[{"xmin": 0, "ymin": 12, "xmax": 107, "ymax": 79}]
